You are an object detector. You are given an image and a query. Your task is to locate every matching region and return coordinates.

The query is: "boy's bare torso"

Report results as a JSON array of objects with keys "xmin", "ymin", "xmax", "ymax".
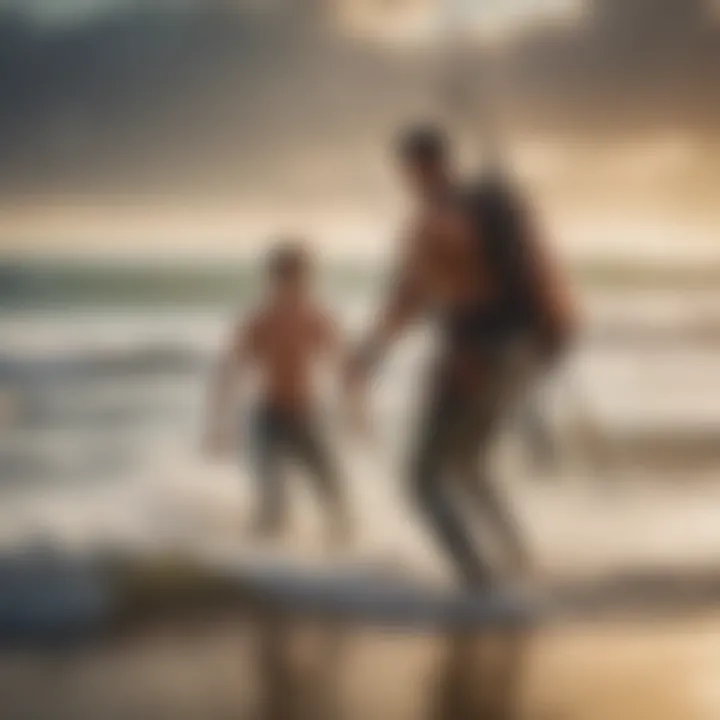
[{"xmin": 242, "ymin": 299, "xmax": 336, "ymax": 415}]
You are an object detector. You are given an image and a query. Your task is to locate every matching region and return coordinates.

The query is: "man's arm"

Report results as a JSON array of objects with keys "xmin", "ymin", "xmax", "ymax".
[
  {"xmin": 349, "ymin": 233, "xmax": 427, "ymax": 379},
  {"xmin": 315, "ymin": 308, "xmax": 372, "ymax": 435}
]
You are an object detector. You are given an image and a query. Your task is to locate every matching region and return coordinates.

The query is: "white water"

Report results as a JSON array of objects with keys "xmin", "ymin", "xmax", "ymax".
[{"xmin": 1, "ymin": 288, "xmax": 720, "ymax": 579}]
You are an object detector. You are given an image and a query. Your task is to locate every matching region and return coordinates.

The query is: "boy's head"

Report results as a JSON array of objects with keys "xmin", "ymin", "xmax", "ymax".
[{"xmin": 267, "ymin": 241, "xmax": 311, "ymax": 295}]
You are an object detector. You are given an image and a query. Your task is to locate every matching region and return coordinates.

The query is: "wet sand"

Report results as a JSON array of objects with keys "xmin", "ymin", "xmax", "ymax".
[{"xmin": 3, "ymin": 610, "xmax": 720, "ymax": 720}]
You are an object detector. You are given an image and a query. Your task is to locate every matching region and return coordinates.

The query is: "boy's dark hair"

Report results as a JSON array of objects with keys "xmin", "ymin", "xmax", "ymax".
[
  {"xmin": 267, "ymin": 241, "xmax": 310, "ymax": 281},
  {"xmin": 397, "ymin": 123, "xmax": 448, "ymax": 165}
]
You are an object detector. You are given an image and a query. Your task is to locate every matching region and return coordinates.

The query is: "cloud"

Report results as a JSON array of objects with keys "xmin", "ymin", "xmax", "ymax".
[
  {"xmin": 498, "ymin": 0, "xmax": 720, "ymax": 138},
  {"xmin": 0, "ymin": 0, "xmax": 133, "ymax": 26},
  {"xmin": 0, "ymin": 0, "xmax": 717, "ymax": 203}
]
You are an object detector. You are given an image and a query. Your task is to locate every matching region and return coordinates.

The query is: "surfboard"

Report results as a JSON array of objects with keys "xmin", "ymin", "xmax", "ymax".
[
  {"xmin": 5, "ymin": 547, "xmax": 720, "ymax": 641},
  {"xmin": 213, "ymin": 555, "xmax": 541, "ymax": 630},
  {"xmin": 209, "ymin": 553, "xmax": 720, "ymax": 630}
]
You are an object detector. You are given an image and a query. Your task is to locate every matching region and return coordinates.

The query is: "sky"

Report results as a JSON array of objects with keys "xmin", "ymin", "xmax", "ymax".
[
  {"xmin": 0, "ymin": 0, "xmax": 574, "ymax": 25},
  {"xmin": 0, "ymin": 0, "xmax": 718, "ymax": 255},
  {"xmin": 0, "ymin": 0, "xmax": 131, "ymax": 25}
]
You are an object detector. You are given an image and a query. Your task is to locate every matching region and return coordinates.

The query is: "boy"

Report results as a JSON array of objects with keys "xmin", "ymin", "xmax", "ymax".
[{"xmin": 206, "ymin": 241, "xmax": 351, "ymax": 545}]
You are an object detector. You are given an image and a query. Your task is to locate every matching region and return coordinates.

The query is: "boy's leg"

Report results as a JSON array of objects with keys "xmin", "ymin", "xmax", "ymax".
[
  {"xmin": 289, "ymin": 419, "xmax": 351, "ymax": 545},
  {"xmin": 249, "ymin": 405, "xmax": 288, "ymax": 537}
]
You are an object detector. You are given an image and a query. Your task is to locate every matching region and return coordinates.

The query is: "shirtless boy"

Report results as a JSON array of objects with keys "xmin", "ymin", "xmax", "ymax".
[{"xmin": 206, "ymin": 242, "xmax": 350, "ymax": 544}]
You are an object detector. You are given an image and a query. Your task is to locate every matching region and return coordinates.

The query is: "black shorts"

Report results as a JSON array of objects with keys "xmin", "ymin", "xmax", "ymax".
[
  {"xmin": 416, "ymin": 340, "xmax": 530, "ymax": 480},
  {"xmin": 249, "ymin": 403, "xmax": 341, "ymax": 528}
]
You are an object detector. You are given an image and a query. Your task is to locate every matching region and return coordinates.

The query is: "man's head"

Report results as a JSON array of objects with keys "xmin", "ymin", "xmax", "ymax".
[
  {"xmin": 267, "ymin": 241, "xmax": 311, "ymax": 297},
  {"xmin": 396, "ymin": 123, "xmax": 451, "ymax": 199}
]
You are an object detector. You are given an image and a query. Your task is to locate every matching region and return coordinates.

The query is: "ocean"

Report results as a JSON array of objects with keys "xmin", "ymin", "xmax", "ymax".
[{"xmin": 1, "ymin": 258, "xmax": 720, "ymax": 574}]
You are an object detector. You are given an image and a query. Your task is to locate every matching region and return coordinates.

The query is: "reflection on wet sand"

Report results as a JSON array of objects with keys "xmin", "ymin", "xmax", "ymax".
[
  {"xmin": 251, "ymin": 612, "xmax": 530, "ymax": 720},
  {"xmin": 254, "ymin": 613, "xmax": 347, "ymax": 720},
  {"xmin": 431, "ymin": 631, "xmax": 530, "ymax": 720},
  {"xmin": 5, "ymin": 608, "xmax": 720, "ymax": 718}
]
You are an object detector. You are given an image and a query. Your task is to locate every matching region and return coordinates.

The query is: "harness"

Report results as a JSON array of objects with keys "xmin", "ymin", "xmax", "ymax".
[{"xmin": 445, "ymin": 173, "xmax": 537, "ymax": 351}]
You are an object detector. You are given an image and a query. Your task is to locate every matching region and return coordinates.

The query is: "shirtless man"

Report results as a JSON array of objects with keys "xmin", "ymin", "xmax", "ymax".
[
  {"xmin": 348, "ymin": 125, "xmax": 576, "ymax": 587},
  {"xmin": 206, "ymin": 242, "xmax": 350, "ymax": 544}
]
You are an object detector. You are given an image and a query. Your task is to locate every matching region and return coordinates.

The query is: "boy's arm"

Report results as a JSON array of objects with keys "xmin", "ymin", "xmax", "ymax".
[{"xmin": 204, "ymin": 316, "xmax": 258, "ymax": 457}]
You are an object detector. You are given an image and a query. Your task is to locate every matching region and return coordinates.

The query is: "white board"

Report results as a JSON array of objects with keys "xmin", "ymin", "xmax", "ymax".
[
  {"xmin": 209, "ymin": 553, "xmax": 720, "ymax": 630},
  {"xmin": 214, "ymin": 555, "xmax": 543, "ymax": 629}
]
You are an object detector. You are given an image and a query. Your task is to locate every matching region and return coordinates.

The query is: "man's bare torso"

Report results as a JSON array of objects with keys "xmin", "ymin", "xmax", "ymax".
[
  {"xmin": 406, "ymin": 195, "xmax": 507, "ymax": 389},
  {"xmin": 408, "ymin": 196, "xmax": 495, "ymax": 317}
]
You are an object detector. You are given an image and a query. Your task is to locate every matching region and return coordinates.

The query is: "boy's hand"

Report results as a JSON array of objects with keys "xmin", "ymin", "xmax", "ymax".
[
  {"xmin": 345, "ymin": 395, "xmax": 372, "ymax": 442},
  {"xmin": 203, "ymin": 426, "xmax": 235, "ymax": 460},
  {"xmin": 343, "ymin": 348, "xmax": 373, "ymax": 398},
  {"xmin": 342, "ymin": 375, "xmax": 373, "ymax": 443}
]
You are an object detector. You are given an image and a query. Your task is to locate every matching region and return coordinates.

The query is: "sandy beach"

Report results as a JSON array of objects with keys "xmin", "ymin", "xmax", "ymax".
[{"xmin": 3, "ymin": 606, "xmax": 720, "ymax": 720}]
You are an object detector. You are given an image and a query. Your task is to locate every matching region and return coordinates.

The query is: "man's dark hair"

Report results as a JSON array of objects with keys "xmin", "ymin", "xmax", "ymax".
[
  {"xmin": 397, "ymin": 123, "xmax": 449, "ymax": 165},
  {"xmin": 267, "ymin": 241, "xmax": 310, "ymax": 281}
]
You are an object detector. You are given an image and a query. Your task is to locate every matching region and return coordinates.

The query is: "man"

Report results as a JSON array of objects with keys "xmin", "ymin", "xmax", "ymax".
[
  {"xmin": 206, "ymin": 242, "xmax": 351, "ymax": 545},
  {"xmin": 348, "ymin": 125, "xmax": 576, "ymax": 587}
]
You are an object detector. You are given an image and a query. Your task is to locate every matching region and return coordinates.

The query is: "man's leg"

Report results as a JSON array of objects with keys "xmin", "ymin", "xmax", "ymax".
[
  {"xmin": 451, "ymin": 372, "xmax": 531, "ymax": 574},
  {"xmin": 454, "ymin": 453, "xmax": 530, "ymax": 574},
  {"xmin": 410, "ymin": 393, "xmax": 493, "ymax": 588},
  {"xmin": 249, "ymin": 405, "xmax": 287, "ymax": 537},
  {"xmin": 519, "ymin": 395, "xmax": 556, "ymax": 472}
]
